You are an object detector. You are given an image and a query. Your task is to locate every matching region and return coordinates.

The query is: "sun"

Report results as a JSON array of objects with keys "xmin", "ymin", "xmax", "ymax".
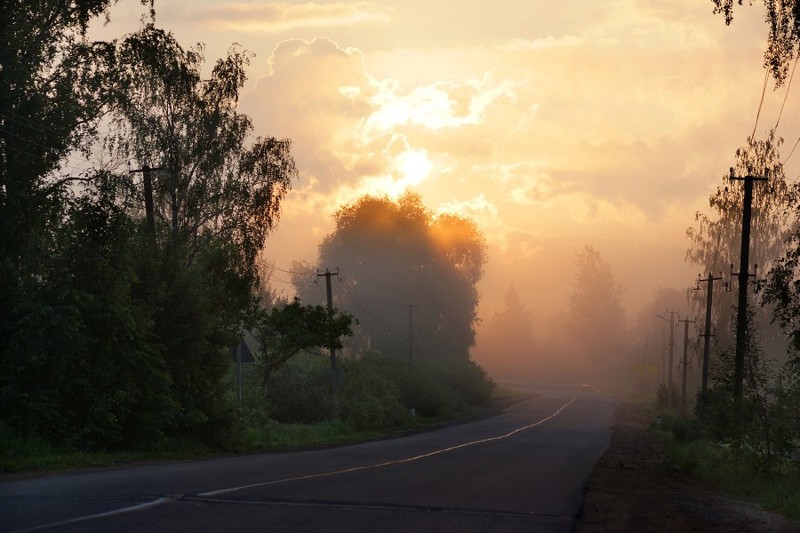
[{"xmin": 396, "ymin": 148, "xmax": 432, "ymax": 187}]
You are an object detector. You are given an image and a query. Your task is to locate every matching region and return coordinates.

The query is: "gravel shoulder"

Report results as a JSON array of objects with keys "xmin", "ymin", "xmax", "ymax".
[{"xmin": 574, "ymin": 402, "xmax": 798, "ymax": 533}]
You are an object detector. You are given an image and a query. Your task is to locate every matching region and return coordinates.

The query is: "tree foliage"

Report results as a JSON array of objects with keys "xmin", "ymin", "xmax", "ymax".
[
  {"xmin": 0, "ymin": 1, "xmax": 128, "ymax": 383},
  {"xmin": 566, "ymin": 245, "xmax": 629, "ymax": 386},
  {"xmin": 109, "ymin": 25, "xmax": 296, "ymax": 270},
  {"xmin": 314, "ymin": 192, "xmax": 486, "ymax": 362},
  {"xmin": 712, "ymin": 0, "xmax": 800, "ymax": 85},
  {"xmin": 256, "ymin": 298, "xmax": 354, "ymax": 382},
  {"xmin": 569, "ymin": 245, "xmax": 627, "ymax": 344},
  {"xmin": 686, "ymin": 133, "xmax": 791, "ymax": 354},
  {"xmin": 478, "ymin": 285, "xmax": 536, "ymax": 377},
  {"xmin": 1, "ymin": 13, "xmax": 299, "ymax": 450}
]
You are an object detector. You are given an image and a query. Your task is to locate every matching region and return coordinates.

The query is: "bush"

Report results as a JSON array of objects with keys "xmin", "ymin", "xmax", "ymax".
[
  {"xmin": 656, "ymin": 383, "xmax": 680, "ymax": 410},
  {"xmin": 266, "ymin": 353, "xmax": 333, "ymax": 424},
  {"xmin": 339, "ymin": 359, "xmax": 411, "ymax": 431},
  {"xmin": 432, "ymin": 358, "xmax": 495, "ymax": 406},
  {"xmin": 355, "ymin": 352, "xmax": 458, "ymax": 417}
]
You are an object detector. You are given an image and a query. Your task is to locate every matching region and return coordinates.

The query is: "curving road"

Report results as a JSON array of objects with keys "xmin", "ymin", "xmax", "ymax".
[{"xmin": 1, "ymin": 384, "xmax": 616, "ymax": 532}]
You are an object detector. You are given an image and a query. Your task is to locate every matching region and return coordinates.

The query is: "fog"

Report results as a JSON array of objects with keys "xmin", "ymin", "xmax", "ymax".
[{"xmin": 92, "ymin": 1, "xmax": 800, "ymax": 397}]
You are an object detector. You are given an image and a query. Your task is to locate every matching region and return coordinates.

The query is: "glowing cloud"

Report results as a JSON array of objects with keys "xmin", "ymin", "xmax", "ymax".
[{"xmin": 187, "ymin": 2, "xmax": 391, "ymax": 33}]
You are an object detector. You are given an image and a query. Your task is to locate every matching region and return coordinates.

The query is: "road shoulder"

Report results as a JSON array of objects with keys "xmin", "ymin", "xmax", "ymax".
[{"xmin": 574, "ymin": 402, "xmax": 798, "ymax": 532}]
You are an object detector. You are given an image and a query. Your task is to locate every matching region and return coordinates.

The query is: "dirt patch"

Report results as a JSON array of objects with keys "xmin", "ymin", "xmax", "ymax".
[{"xmin": 575, "ymin": 403, "xmax": 798, "ymax": 533}]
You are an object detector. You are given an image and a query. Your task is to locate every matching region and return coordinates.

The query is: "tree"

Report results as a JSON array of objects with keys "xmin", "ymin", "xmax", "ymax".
[
  {"xmin": 0, "ymin": 1, "xmax": 171, "ymax": 449},
  {"xmin": 256, "ymin": 298, "xmax": 354, "ymax": 382},
  {"xmin": 0, "ymin": 0, "xmax": 127, "ymax": 271},
  {"xmin": 712, "ymin": 0, "xmax": 800, "ymax": 85},
  {"xmin": 102, "ymin": 25, "xmax": 298, "ymax": 438},
  {"xmin": 687, "ymin": 134, "xmax": 791, "ymax": 368},
  {"xmin": 568, "ymin": 245, "xmax": 628, "ymax": 385},
  {"xmin": 569, "ymin": 245, "xmax": 626, "ymax": 341},
  {"xmin": 110, "ymin": 25, "xmax": 296, "ymax": 270},
  {"xmin": 314, "ymin": 192, "xmax": 486, "ymax": 362},
  {"xmin": 2, "ymin": 175, "xmax": 176, "ymax": 449},
  {"xmin": 477, "ymin": 285, "xmax": 536, "ymax": 378}
]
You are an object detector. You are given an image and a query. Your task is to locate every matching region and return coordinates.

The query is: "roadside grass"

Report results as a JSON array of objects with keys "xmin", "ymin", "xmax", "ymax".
[
  {"xmin": 657, "ymin": 416, "xmax": 800, "ymax": 522},
  {"xmin": 1, "ymin": 386, "xmax": 528, "ymax": 476}
]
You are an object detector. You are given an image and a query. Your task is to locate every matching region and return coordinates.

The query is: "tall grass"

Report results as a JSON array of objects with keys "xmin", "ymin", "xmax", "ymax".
[{"xmin": 659, "ymin": 418, "xmax": 800, "ymax": 522}]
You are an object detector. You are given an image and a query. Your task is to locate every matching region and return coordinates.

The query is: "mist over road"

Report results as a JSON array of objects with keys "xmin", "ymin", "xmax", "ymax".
[{"xmin": 1, "ymin": 384, "xmax": 615, "ymax": 532}]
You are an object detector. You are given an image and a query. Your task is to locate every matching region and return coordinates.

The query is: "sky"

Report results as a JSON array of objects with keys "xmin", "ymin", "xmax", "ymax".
[{"xmin": 91, "ymin": 0, "xmax": 800, "ymax": 329}]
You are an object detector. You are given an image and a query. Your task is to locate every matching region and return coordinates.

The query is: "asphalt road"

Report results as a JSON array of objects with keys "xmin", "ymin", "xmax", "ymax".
[{"xmin": 1, "ymin": 384, "xmax": 616, "ymax": 532}]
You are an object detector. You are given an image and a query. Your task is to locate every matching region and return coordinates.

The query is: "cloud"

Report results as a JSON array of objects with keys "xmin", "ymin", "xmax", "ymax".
[
  {"xmin": 186, "ymin": 2, "xmax": 391, "ymax": 33},
  {"xmin": 242, "ymin": 37, "xmax": 535, "ymax": 220},
  {"xmin": 239, "ymin": 0, "xmax": 789, "ymax": 284}
]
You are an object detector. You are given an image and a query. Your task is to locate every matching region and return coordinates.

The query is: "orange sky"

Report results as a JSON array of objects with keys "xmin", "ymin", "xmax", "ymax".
[{"xmin": 92, "ymin": 1, "xmax": 800, "ymax": 327}]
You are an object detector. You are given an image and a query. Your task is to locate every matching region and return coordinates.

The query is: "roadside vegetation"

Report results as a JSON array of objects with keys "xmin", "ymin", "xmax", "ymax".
[
  {"xmin": 2, "ymin": 353, "xmax": 496, "ymax": 474},
  {"xmin": 648, "ymin": 1, "xmax": 800, "ymax": 518},
  {"xmin": 0, "ymin": 3, "xmax": 494, "ymax": 474},
  {"xmin": 655, "ymin": 410, "xmax": 800, "ymax": 522}
]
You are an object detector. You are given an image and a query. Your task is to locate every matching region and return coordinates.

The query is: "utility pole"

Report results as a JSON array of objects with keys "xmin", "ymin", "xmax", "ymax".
[
  {"xmin": 128, "ymin": 158, "xmax": 161, "ymax": 235},
  {"xmin": 678, "ymin": 317, "xmax": 695, "ymax": 417},
  {"xmin": 317, "ymin": 268, "xmax": 341, "ymax": 384},
  {"xmin": 402, "ymin": 304, "xmax": 418, "ymax": 365},
  {"xmin": 729, "ymin": 168, "xmax": 767, "ymax": 417},
  {"xmin": 657, "ymin": 310, "xmax": 677, "ymax": 407},
  {"xmin": 696, "ymin": 273, "xmax": 722, "ymax": 394},
  {"xmin": 661, "ymin": 327, "xmax": 667, "ymax": 386}
]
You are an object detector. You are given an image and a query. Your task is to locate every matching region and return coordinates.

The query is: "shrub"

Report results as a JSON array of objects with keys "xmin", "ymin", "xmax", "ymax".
[
  {"xmin": 266, "ymin": 352, "xmax": 333, "ymax": 424},
  {"xmin": 339, "ymin": 357, "xmax": 411, "ymax": 431}
]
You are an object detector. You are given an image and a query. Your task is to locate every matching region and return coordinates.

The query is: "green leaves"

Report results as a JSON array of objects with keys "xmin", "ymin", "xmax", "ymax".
[
  {"xmin": 257, "ymin": 298, "xmax": 354, "ymax": 380},
  {"xmin": 712, "ymin": 0, "xmax": 800, "ymax": 86},
  {"xmin": 110, "ymin": 25, "xmax": 296, "ymax": 270}
]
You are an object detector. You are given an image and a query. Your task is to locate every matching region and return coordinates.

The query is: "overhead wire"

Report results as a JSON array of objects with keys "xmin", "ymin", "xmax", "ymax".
[
  {"xmin": 751, "ymin": 68, "xmax": 770, "ymax": 139},
  {"xmin": 774, "ymin": 54, "xmax": 799, "ymax": 132}
]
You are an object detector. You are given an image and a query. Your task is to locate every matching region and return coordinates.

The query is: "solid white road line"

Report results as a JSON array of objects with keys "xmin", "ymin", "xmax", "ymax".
[
  {"xmin": 16, "ymin": 496, "xmax": 170, "ymax": 532},
  {"xmin": 200, "ymin": 395, "xmax": 577, "ymax": 498}
]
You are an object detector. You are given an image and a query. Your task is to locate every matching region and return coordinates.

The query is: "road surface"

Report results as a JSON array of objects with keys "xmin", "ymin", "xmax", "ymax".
[{"xmin": 1, "ymin": 384, "xmax": 616, "ymax": 532}]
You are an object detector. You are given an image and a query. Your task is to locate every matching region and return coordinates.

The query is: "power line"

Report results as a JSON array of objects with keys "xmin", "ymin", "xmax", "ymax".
[
  {"xmin": 751, "ymin": 68, "xmax": 769, "ymax": 139},
  {"xmin": 774, "ymin": 54, "xmax": 799, "ymax": 131}
]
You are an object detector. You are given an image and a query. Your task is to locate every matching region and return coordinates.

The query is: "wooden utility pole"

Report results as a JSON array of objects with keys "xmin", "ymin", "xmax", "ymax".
[
  {"xmin": 128, "ymin": 159, "xmax": 161, "ymax": 235},
  {"xmin": 697, "ymin": 273, "xmax": 722, "ymax": 394},
  {"xmin": 678, "ymin": 317, "xmax": 695, "ymax": 417},
  {"xmin": 657, "ymin": 310, "xmax": 677, "ymax": 407},
  {"xmin": 729, "ymin": 169, "xmax": 767, "ymax": 417},
  {"xmin": 317, "ymin": 268, "xmax": 341, "ymax": 381}
]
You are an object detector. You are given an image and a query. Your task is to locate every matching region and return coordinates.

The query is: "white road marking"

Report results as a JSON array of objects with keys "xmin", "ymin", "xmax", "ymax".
[
  {"xmin": 16, "ymin": 395, "xmax": 577, "ymax": 531},
  {"xmin": 200, "ymin": 395, "xmax": 577, "ymax": 498},
  {"xmin": 15, "ymin": 497, "xmax": 170, "ymax": 532}
]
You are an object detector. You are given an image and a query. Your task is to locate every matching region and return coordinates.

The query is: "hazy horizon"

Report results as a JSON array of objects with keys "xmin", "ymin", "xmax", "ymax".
[{"xmin": 89, "ymin": 1, "xmax": 800, "ymax": 372}]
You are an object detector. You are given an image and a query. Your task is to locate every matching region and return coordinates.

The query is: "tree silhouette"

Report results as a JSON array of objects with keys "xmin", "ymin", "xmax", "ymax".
[{"xmin": 314, "ymin": 192, "xmax": 486, "ymax": 362}]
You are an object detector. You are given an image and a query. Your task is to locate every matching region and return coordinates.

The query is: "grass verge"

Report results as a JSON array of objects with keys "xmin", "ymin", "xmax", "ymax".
[
  {"xmin": 660, "ymin": 427, "xmax": 800, "ymax": 522},
  {"xmin": 1, "ymin": 387, "xmax": 529, "ymax": 477}
]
